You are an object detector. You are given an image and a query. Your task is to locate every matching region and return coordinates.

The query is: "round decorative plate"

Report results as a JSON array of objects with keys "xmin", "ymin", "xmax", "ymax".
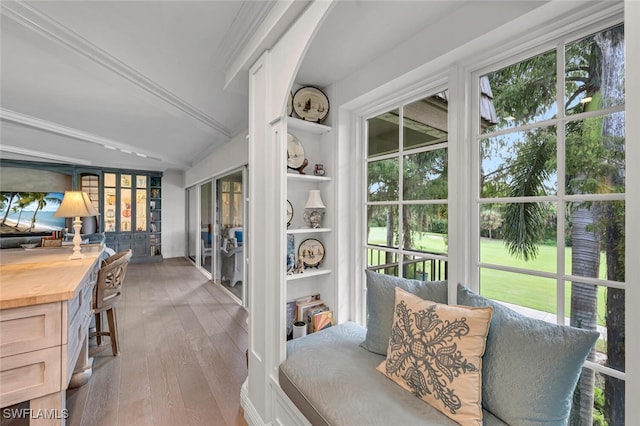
[
  {"xmin": 286, "ymin": 200, "xmax": 293, "ymax": 226},
  {"xmin": 287, "ymin": 133, "xmax": 305, "ymax": 169},
  {"xmin": 287, "ymin": 91, "xmax": 293, "ymax": 116},
  {"xmin": 292, "ymin": 86, "xmax": 329, "ymax": 123},
  {"xmin": 298, "ymin": 238, "xmax": 325, "ymax": 268}
]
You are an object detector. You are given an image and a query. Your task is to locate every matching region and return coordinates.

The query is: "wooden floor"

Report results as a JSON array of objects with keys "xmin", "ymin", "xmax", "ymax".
[{"xmin": 66, "ymin": 257, "xmax": 249, "ymax": 426}]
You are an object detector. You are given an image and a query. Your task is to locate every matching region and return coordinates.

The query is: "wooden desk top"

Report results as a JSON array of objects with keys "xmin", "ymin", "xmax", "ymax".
[{"xmin": 0, "ymin": 246, "xmax": 103, "ymax": 309}]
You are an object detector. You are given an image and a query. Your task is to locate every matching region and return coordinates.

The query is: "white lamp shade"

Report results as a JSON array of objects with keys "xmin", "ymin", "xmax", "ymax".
[
  {"xmin": 54, "ymin": 191, "xmax": 99, "ymax": 218},
  {"xmin": 304, "ymin": 190, "xmax": 326, "ymax": 209}
]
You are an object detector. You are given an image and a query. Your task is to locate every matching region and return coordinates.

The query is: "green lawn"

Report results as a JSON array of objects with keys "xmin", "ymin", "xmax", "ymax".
[{"xmin": 368, "ymin": 228, "xmax": 608, "ymax": 325}]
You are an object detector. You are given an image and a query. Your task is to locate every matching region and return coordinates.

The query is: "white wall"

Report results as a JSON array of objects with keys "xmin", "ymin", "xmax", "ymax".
[
  {"xmin": 184, "ymin": 130, "xmax": 248, "ymax": 188},
  {"xmin": 165, "ymin": 131, "xmax": 248, "ymax": 259},
  {"xmin": 160, "ymin": 171, "xmax": 185, "ymax": 258}
]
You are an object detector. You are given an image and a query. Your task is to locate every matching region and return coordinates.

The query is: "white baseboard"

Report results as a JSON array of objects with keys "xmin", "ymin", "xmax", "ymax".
[{"xmin": 241, "ymin": 379, "xmax": 267, "ymax": 426}]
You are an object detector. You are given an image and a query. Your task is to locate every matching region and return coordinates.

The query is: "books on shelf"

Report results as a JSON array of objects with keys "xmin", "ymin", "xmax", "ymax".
[
  {"xmin": 296, "ymin": 299, "xmax": 324, "ymax": 322},
  {"xmin": 286, "ymin": 300, "xmax": 296, "ymax": 340},
  {"xmin": 306, "ymin": 306, "xmax": 334, "ymax": 334},
  {"xmin": 312, "ymin": 309, "xmax": 334, "ymax": 333},
  {"xmin": 286, "ymin": 293, "xmax": 334, "ymax": 337}
]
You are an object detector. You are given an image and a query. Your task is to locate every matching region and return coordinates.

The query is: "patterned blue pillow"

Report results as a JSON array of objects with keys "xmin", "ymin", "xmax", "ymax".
[
  {"xmin": 457, "ymin": 284, "xmax": 599, "ymax": 425},
  {"xmin": 360, "ymin": 270, "xmax": 448, "ymax": 355}
]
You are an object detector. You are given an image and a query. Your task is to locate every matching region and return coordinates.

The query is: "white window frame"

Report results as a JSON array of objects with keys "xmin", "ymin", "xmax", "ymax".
[
  {"xmin": 468, "ymin": 17, "xmax": 626, "ymax": 383},
  {"xmin": 363, "ymin": 88, "xmax": 450, "ymax": 281},
  {"xmin": 350, "ymin": 0, "xmax": 627, "ymax": 404}
]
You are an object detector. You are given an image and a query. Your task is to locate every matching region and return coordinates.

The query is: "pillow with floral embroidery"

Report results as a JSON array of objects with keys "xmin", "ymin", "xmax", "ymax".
[{"xmin": 377, "ymin": 288, "xmax": 493, "ymax": 426}]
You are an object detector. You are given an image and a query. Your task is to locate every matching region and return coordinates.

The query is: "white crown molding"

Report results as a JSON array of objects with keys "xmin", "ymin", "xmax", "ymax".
[
  {"xmin": 1, "ymin": 0, "xmax": 232, "ymax": 139},
  {"xmin": 0, "ymin": 144, "xmax": 92, "ymax": 165},
  {"xmin": 0, "ymin": 108, "xmax": 190, "ymax": 169}
]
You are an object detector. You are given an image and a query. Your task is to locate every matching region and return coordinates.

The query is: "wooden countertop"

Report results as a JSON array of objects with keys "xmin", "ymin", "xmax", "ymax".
[{"xmin": 0, "ymin": 246, "xmax": 103, "ymax": 309}]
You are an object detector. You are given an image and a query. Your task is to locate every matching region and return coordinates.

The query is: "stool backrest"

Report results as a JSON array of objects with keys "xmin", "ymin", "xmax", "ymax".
[{"xmin": 95, "ymin": 249, "xmax": 132, "ymax": 310}]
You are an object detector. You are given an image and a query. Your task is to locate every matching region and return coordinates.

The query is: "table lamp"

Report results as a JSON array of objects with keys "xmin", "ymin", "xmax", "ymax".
[
  {"xmin": 303, "ymin": 190, "xmax": 326, "ymax": 228},
  {"xmin": 54, "ymin": 191, "xmax": 99, "ymax": 260}
]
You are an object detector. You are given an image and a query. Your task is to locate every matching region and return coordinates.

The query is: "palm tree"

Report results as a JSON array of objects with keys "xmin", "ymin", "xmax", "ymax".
[
  {"xmin": 11, "ymin": 205, "xmax": 22, "ymax": 229},
  {"xmin": 27, "ymin": 193, "xmax": 61, "ymax": 231},
  {"xmin": 594, "ymin": 26, "xmax": 625, "ymax": 426},
  {"xmin": 14, "ymin": 194, "xmax": 36, "ymax": 230},
  {"xmin": 1, "ymin": 192, "xmax": 18, "ymax": 226}
]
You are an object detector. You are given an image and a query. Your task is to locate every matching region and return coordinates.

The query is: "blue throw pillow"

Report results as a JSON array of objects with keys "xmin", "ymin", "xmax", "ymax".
[
  {"xmin": 360, "ymin": 270, "xmax": 448, "ymax": 355},
  {"xmin": 457, "ymin": 284, "xmax": 599, "ymax": 425}
]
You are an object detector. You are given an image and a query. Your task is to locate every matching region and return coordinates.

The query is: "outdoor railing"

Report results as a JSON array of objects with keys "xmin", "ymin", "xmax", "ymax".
[{"xmin": 367, "ymin": 245, "xmax": 448, "ymax": 281}]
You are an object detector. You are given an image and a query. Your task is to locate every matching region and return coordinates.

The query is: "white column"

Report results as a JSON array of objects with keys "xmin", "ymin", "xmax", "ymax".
[{"xmin": 244, "ymin": 2, "xmax": 335, "ymax": 424}]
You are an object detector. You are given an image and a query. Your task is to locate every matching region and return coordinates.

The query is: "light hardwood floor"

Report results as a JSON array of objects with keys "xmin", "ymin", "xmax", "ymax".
[{"xmin": 66, "ymin": 257, "xmax": 249, "ymax": 426}]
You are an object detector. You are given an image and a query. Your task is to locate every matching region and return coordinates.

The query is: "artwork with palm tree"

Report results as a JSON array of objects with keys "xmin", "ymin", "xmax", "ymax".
[{"xmin": 0, "ymin": 192, "xmax": 65, "ymax": 234}]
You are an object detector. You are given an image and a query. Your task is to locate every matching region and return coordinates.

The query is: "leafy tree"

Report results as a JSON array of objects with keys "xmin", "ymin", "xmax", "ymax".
[
  {"xmin": 593, "ymin": 26, "xmax": 625, "ymax": 426},
  {"xmin": 403, "ymin": 147, "xmax": 448, "ymax": 250},
  {"xmin": 368, "ymin": 157, "xmax": 399, "ymax": 264},
  {"xmin": 480, "ymin": 208, "xmax": 504, "ymax": 240}
]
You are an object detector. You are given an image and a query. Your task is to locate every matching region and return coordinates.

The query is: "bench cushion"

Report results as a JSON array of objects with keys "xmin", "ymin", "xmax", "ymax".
[
  {"xmin": 361, "ymin": 270, "xmax": 448, "ymax": 356},
  {"xmin": 281, "ymin": 322, "xmax": 507, "ymax": 425},
  {"xmin": 457, "ymin": 285, "xmax": 600, "ymax": 426}
]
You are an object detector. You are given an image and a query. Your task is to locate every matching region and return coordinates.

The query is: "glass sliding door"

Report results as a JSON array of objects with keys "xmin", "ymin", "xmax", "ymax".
[
  {"xmin": 200, "ymin": 181, "xmax": 214, "ymax": 273},
  {"xmin": 186, "ymin": 186, "xmax": 198, "ymax": 262},
  {"xmin": 216, "ymin": 168, "xmax": 246, "ymax": 305},
  {"xmin": 185, "ymin": 168, "xmax": 247, "ymax": 307}
]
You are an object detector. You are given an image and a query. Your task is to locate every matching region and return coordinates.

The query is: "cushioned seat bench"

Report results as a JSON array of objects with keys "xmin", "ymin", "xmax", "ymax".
[
  {"xmin": 281, "ymin": 321, "xmax": 508, "ymax": 426},
  {"xmin": 279, "ymin": 272, "xmax": 599, "ymax": 426}
]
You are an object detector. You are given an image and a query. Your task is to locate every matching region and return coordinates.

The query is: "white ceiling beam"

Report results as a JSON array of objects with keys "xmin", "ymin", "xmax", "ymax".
[
  {"xmin": 0, "ymin": 108, "xmax": 190, "ymax": 169},
  {"xmin": 0, "ymin": 144, "xmax": 92, "ymax": 165}
]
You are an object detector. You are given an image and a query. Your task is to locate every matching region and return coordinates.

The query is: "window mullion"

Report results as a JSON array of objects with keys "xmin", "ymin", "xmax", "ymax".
[
  {"xmin": 556, "ymin": 41, "xmax": 567, "ymax": 325},
  {"xmin": 397, "ymin": 105, "xmax": 405, "ymax": 275}
]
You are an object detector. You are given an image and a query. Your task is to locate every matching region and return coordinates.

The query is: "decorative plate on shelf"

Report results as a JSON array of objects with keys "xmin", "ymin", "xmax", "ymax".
[
  {"xmin": 286, "ymin": 200, "xmax": 293, "ymax": 227},
  {"xmin": 287, "ymin": 91, "xmax": 293, "ymax": 116},
  {"xmin": 292, "ymin": 86, "xmax": 329, "ymax": 123},
  {"xmin": 287, "ymin": 133, "xmax": 306, "ymax": 169},
  {"xmin": 298, "ymin": 238, "xmax": 325, "ymax": 268}
]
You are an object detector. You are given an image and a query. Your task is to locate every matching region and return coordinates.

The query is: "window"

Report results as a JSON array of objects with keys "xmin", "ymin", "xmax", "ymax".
[
  {"xmin": 366, "ymin": 93, "xmax": 449, "ymax": 281},
  {"xmin": 476, "ymin": 24, "xmax": 625, "ymax": 424}
]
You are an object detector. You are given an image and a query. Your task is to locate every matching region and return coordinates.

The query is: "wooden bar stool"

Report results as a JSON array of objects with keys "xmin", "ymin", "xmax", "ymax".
[{"xmin": 90, "ymin": 249, "xmax": 132, "ymax": 356}]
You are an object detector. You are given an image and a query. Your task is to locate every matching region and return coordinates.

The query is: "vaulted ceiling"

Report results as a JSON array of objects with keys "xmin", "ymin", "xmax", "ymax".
[{"xmin": 1, "ymin": 1, "xmax": 543, "ymax": 173}]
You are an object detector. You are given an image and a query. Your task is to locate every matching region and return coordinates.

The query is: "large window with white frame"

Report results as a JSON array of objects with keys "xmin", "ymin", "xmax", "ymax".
[
  {"xmin": 474, "ymin": 23, "xmax": 625, "ymax": 425},
  {"xmin": 365, "ymin": 93, "xmax": 449, "ymax": 281}
]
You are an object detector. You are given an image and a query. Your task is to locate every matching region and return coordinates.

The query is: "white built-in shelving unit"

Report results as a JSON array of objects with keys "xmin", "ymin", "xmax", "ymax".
[{"xmin": 284, "ymin": 112, "xmax": 335, "ymax": 331}]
